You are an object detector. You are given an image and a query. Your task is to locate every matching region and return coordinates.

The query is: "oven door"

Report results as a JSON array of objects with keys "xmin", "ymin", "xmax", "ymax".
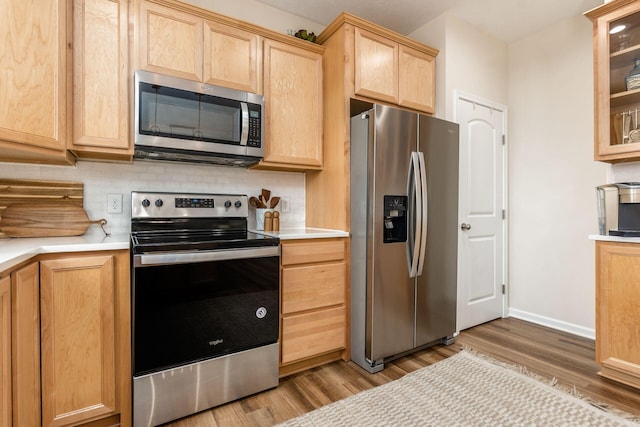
[{"xmin": 132, "ymin": 246, "xmax": 279, "ymax": 377}]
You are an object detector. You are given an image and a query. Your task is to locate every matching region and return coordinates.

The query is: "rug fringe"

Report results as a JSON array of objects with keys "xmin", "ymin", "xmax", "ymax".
[{"xmin": 461, "ymin": 345, "xmax": 640, "ymax": 423}]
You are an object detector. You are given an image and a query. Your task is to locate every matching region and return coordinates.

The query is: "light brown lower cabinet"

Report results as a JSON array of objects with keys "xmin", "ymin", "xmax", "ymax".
[
  {"xmin": 595, "ymin": 241, "xmax": 640, "ymax": 389},
  {"xmin": 5, "ymin": 250, "xmax": 131, "ymax": 427},
  {"xmin": 11, "ymin": 262, "xmax": 41, "ymax": 427},
  {"xmin": 279, "ymin": 238, "xmax": 348, "ymax": 376},
  {"xmin": 1, "ymin": 275, "xmax": 11, "ymax": 427}
]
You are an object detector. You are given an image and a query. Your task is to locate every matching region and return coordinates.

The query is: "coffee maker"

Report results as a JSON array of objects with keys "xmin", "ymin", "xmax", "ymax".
[{"xmin": 597, "ymin": 182, "xmax": 640, "ymax": 236}]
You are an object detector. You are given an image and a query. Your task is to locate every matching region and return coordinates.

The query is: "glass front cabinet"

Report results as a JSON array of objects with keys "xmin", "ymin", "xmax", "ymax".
[{"xmin": 587, "ymin": 0, "xmax": 640, "ymax": 162}]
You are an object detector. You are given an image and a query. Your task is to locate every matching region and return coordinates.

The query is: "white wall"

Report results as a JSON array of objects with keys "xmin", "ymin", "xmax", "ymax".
[
  {"xmin": 180, "ymin": 0, "xmax": 324, "ymax": 35},
  {"xmin": 413, "ymin": 11, "xmax": 608, "ymax": 337},
  {"xmin": 410, "ymin": 14, "xmax": 509, "ymax": 121},
  {"xmin": 0, "ymin": 0, "xmax": 317, "ymax": 235},
  {"xmin": 508, "ymin": 15, "xmax": 607, "ymax": 337}
]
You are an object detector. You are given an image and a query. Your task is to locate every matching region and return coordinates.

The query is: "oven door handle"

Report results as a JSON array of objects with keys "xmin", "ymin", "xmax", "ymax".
[{"xmin": 134, "ymin": 246, "xmax": 280, "ymax": 267}]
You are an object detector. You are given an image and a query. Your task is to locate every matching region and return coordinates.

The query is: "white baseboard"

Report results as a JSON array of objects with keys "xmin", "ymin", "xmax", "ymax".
[{"xmin": 508, "ymin": 308, "xmax": 595, "ymax": 340}]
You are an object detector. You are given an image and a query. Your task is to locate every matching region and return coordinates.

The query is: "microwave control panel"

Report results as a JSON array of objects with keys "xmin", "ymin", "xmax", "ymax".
[{"xmin": 247, "ymin": 105, "xmax": 262, "ymax": 148}]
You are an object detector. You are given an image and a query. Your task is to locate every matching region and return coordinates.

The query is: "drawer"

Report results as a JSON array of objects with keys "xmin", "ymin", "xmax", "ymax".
[
  {"xmin": 281, "ymin": 239, "xmax": 345, "ymax": 266},
  {"xmin": 281, "ymin": 306, "xmax": 346, "ymax": 364},
  {"xmin": 282, "ymin": 262, "xmax": 346, "ymax": 314}
]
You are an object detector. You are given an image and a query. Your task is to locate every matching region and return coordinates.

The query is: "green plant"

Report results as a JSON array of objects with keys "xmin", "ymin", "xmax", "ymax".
[{"xmin": 294, "ymin": 29, "xmax": 317, "ymax": 43}]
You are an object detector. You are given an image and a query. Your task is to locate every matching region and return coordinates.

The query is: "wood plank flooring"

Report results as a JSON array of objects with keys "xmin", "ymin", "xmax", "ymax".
[{"xmin": 164, "ymin": 318, "xmax": 640, "ymax": 426}]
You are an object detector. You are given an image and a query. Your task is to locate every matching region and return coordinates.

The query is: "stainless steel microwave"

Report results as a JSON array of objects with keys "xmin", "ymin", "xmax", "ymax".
[{"xmin": 134, "ymin": 70, "xmax": 264, "ymax": 167}]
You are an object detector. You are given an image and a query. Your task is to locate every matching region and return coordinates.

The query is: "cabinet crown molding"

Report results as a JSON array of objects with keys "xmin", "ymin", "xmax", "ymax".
[
  {"xmin": 585, "ymin": 0, "xmax": 639, "ymax": 20},
  {"xmin": 138, "ymin": 0, "xmax": 325, "ymax": 54},
  {"xmin": 317, "ymin": 11, "xmax": 439, "ymax": 57}
]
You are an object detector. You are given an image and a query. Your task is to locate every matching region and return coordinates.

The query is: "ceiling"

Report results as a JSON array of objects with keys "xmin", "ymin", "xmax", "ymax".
[{"xmin": 253, "ymin": 0, "xmax": 603, "ymax": 43}]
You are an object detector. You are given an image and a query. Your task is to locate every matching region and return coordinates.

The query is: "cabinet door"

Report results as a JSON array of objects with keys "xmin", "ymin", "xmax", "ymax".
[
  {"xmin": 261, "ymin": 39, "xmax": 323, "ymax": 169},
  {"xmin": 587, "ymin": 3, "xmax": 640, "ymax": 162},
  {"xmin": 11, "ymin": 262, "xmax": 40, "ymax": 427},
  {"xmin": 282, "ymin": 262, "xmax": 346, "ymax": 314},
  {"xmin": 204, "ymin": 21, "xmax": 260, "ymax": 93},
  {"xmin": 398, "ymin": 45, "xmax": 435, "ymax": 114},
  {"xmin": 0, "ymin": 276, "xmax": 10, "ymax": 427},
  {"xmin": 596, "ymin": 241, "xmax": 640, "ymax": 389},
  {"xmin": 281, "ymin": 306, "xmax": 346, "ymax": 364},
  {"xmin": 354, "ymin": 27, "xmax": 398, "ymax": 104},
  {"xmin": 0, "ymin": 0, "xmax": 71, "ymax": 161},
  {"xmin": 71, "ymin": 0, "xmax": 130, "ymax": 160},
  {"xmin": 138, "ymin": 1, "xmax": 203, "ymax": 81},
  {"xmin": 40, "ymin": 256, "xmax": 117, "ymax": 427}
]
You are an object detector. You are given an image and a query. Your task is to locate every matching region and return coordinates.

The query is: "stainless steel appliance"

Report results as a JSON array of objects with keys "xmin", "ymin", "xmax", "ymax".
[
  {"xmin": 350, "ymin": 104, "xmax": 459, "ymax": 373},
  {"xmin": 134, "ymin": 70, "xmax": 264, "ymax": 166},
  {"xmin": 597, "ymin": 182, "xmax": 640, "ymax": 236},
  {"xmin": 130, "ymin": 191, "xmax": 280, "ymax": 426}
]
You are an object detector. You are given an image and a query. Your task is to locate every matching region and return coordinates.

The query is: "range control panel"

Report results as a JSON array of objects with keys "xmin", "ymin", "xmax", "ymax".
[
  {"xmin": 175, "ymin": 197, "xmax": 215, "ymax": 209},
  {"xmin": 131, "ymin": 192, "xmax": 248, "ymax": 219}
]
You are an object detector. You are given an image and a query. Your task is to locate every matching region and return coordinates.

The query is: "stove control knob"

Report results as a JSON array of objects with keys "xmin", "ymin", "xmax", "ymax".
[
  {"xmin": 155, "ymin": 199, "xmax": 163, "ymax": 208},
  {"xmin": 224, "ymin": 200, "xmax": 232, "ymax": 208},
  {"xmin": 234, "ymin": 200, "xmax": 242, "ymax": 208},
  {"xmin": 141, "ymin": 199, "xmax": 151, "ymax": 208}
]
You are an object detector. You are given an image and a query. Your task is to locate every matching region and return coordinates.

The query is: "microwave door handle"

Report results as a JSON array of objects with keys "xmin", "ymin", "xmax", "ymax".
[{"xmin": 240, "ymin": 102, "xmax": 249, "ymax": 146}]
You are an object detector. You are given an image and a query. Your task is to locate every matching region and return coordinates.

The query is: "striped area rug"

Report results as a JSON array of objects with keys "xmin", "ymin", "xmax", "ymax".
[{"xmin": 277, "ymin": 350, "xmax": 639, "ymax": 426}]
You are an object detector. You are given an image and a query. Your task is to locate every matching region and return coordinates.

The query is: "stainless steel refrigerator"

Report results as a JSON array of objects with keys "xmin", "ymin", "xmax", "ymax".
[{"xmin": 350, "ymin": 103, "xmax": 459, "ymax": 373}]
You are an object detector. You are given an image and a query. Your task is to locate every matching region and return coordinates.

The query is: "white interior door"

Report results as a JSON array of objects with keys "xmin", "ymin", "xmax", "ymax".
[{"xmin": 455, "ymin": 93, "xmax": 507, "ymax": 332}]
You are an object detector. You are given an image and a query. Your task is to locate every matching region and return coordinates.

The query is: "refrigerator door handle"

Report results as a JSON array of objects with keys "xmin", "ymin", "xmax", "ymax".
[
  {"xmin": 407, "ymin": 151, "xmax": 423, "ymax": 278},
  {"xmin": 416, "ymin": 151, "xmax": 428, "ymax": 276}
]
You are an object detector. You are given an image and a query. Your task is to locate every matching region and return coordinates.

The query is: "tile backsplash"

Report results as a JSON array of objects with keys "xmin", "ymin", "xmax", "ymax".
[
  {"xmin": 0, "ymin": 160, "xmax": 305, "ymax": 235},
  {"xmin": 610, "ymin": 162, "xmax": 640, "ymax": 183}
]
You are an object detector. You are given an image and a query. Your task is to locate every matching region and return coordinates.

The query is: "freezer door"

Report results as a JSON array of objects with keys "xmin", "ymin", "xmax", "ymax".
[
  {"xmin": 367, "ymin": 104, "xmax": 417, "ymax": 362},
  {"xmin": 415, "ymin": 114, "xmax": 459, "ymax": 346}
]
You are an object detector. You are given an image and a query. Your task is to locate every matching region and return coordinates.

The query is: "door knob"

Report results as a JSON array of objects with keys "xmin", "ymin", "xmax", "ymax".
[{"xmin": 461, "ymin": 223, "xmax": 471, "ymax": 231}]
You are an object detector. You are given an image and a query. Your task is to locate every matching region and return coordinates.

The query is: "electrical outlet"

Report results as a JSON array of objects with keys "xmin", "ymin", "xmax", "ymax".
[
  {"xmin": 107, "ymin": 193, "xmax": 122, "ymax": 214},
  {"xmin": 280, "ymin": 197, "xmax": 290, "ymax": 213}
]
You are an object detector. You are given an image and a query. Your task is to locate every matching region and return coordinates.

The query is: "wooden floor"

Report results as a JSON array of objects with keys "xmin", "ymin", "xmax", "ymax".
[{"xmin": 165, "ymin": 318, "xmax": 640, "ymax": 426}]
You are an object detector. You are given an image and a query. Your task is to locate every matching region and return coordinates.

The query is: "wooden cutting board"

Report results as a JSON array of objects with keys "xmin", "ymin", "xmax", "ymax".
[
  {"xmin": 0, "ymin": 179, "xmax": 85, "ymax": 238},
  {"xmin": 0, "ymin": 203, "xmax": 106, "ymax": 237}
]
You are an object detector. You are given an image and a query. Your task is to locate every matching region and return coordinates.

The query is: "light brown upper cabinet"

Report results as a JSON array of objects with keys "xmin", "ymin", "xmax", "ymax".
[
  {"xmin": 137, "ymin": 1, "xmax": 204, "ymax": 82},
  {"xmin": 137, "ymin": 0, "xmax": 260, "ymax": 93},
  {"xmin": 398, "ymin": 45, "xmax": 435, "ymax": 113},
  {"xmin": 353, "ymin": 24, "xmax": 436, "ymax": 114},
  {"xmin": 0, "ymin": 0, "xmax": 74, "ymax": 165},
  {"xmin": 204, "ymin": 21, "xmax": 260, "ymax": 93},
  {"xmin": 306, "ymin": 13, "xmax": 438, "ymax": 232},
  {"xmin": 71, "ymin": 0, "xmax": 131, "ymax": 162},
  {"xmin": 256, "ymin": 39, "xmax": 323, "ymax": 170},
  {"xmin": 354, "ymin": 28, "xmax": 399, "ymax": 104},
  {"xmin": 586, "ymin": 0, "xmax": 640, "ymax": 162}
]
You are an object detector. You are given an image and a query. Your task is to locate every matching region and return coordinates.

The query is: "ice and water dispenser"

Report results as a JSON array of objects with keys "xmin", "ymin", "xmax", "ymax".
[
  {"xmin": 383, "ymin": 195, "xmax": 407, "ymax": 243},
  {"xmin": 597, "ymin": 182, "xmax": 640, "ymax": 236}
]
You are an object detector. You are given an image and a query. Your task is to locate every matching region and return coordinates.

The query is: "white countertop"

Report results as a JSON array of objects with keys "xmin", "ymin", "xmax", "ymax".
[
  {"xmin": 589, "ymin": 234, "xmax": 640, "ymax": 243},
  {"xmin": 0, "ymin": 231, "xmax": 130, "ymax": 273},
  {"xmin": 252, "ymin": 227, "xmax": 349, "ymax": 240},
  {"xmin": 0, "ymin": 227, "xmax": 350, "ymax": 272}
]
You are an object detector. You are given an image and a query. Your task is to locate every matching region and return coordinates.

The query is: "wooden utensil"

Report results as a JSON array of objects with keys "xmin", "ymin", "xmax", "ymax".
[
  {"xmin": 261, "ymin": 189, "xmax": 271, "ymax": 203},
  {"xmin": 269, "ymin": 196, "xmax": 280, "ymax": 208},
  {"xmin": 249, "ymin": 196, "xmax": 261, "ymax": 208},
  {"xmin": 0, "ymin": 203, "xmax": 108, "ymax": 237}
]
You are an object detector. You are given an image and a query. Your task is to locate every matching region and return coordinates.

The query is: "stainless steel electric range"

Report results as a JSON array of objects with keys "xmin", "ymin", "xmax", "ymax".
[{"xmin": 130, "ymin": 191, "xmax": 280, "ymax": 427}]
